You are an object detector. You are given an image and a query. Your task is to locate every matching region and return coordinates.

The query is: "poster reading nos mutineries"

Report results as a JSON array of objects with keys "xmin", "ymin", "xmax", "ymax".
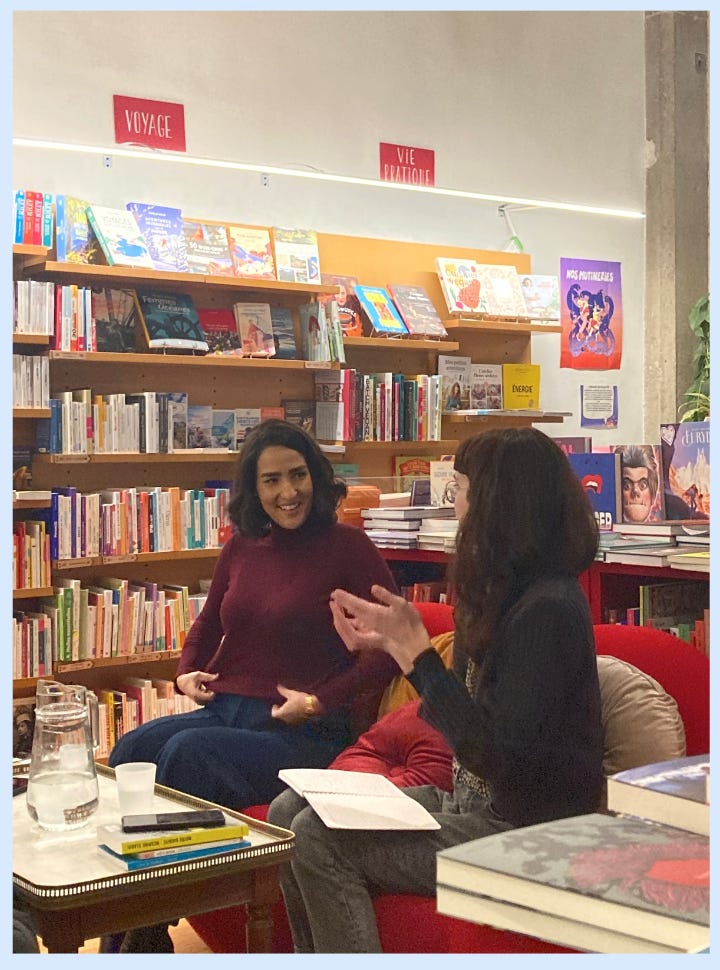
[{"xmin": 559, "ymin": 258, "xmax": 623, "ymax": 370}]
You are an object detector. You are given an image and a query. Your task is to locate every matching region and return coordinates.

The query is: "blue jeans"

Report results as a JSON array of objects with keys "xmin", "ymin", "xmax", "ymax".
[
  {"xmin": 108, "ymin": 693, "xmax": 350, "ymax": 809},
  {"xmin": 268, "ymin": 783, "xmax": 512, "ymax": 952}
]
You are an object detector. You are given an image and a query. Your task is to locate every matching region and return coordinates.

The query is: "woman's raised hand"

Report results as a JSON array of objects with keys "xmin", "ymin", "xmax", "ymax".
[{"xmin": 330, "ymin": 585, "xmax": 432, "ymax": 674}]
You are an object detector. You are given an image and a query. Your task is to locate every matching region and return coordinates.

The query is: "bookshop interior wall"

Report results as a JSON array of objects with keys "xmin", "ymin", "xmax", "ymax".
[{"xmin": 13, "ymin": 9, "xmax": 647, "ymax": 442}]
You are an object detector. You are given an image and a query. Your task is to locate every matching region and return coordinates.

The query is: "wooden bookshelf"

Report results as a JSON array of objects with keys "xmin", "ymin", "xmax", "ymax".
[{"xmin": 12, "ymin": 234, "xmax": 568, "ymax": 699}]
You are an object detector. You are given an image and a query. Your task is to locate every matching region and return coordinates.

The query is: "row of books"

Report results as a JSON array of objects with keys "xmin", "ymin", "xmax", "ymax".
[
  {"xmin": 437, "ymin": 356, "xmax": 540, "ymax": 411},
  {"xmin": 15, "ymin": 484, "xmax": 232, "ymax": 565},
  {"xmin": 12, "ymin": 354, "xmax": 49, "ymax": 410},
  {"xmin": 436, "ymin": 257, "xmax": 560, "ymax": 321},
  {"xmin": 12, "ymin": 520, "xmax": 51, "ymax": 591},
  {"xmin": 96, "ymin": 679, "xmax": 203, "ymax": 756},
  {"xmin": 312, "ymin": 369, "xmax": 444, "ymax": 443},
  {"xmin": 12, "ymin": 578, "xmax": 209, "ymax": 676}
]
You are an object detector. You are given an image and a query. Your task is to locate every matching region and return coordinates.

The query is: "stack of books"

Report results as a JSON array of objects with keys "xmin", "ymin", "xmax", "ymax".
[
  {"xmin": 96, "ymin": 818, "xmax": 251, "ymax": 871},
  {"xmin": 602, "ymin": 520, "xmax": 710, "ymax": 568},
  {"xmin": 416, "ymin": 517, "xmax": 459, "ymax": 553},
  {"xmin": 361, "ymin": 505, "xmax": 456, "ymax": 550}
]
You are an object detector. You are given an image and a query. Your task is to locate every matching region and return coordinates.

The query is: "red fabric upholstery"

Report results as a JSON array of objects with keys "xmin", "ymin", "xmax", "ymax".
[
  {"xmin": 330, "ymin": 699, "xmax": 454, "ymax": 790},
  {"xmin": 188, "ymin": 615, "xmax": 709, "ymax": 953}
]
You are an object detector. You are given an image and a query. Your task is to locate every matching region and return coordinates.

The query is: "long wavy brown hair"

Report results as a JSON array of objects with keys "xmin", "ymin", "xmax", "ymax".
[{"xmin": 451, "ymin": 428, "xmax": 598, "ymax": 660}]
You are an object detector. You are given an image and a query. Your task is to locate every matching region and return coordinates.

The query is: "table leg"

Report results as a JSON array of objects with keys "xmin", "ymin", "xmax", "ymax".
[{"xmin": 245, "ymin": 865, "xmax": 280, "ymax": 953}]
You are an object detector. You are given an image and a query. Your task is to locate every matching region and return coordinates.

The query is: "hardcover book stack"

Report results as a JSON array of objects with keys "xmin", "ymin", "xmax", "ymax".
[
  {"xmin": 97, "ymin": 818, "xmax": 251, "ymax": 871},
  {"xmin": 436, "ymin": 812, "xmax": 709, "ymax": 953}
]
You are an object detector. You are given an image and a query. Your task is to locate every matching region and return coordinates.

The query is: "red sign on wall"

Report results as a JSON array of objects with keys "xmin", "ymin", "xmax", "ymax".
[
  {"xmin": 113, "ymin": 95, "xmax": 186, "ymax": 152},
  {"xmin": 379, "ymin": 142, "xmax": 435, "ymax": 186}
]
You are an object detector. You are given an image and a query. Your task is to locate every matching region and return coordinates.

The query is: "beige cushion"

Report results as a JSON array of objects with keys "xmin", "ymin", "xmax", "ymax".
[{"xmin": 597, "ymin": 654, "xmax": 686, "ymax": 776}]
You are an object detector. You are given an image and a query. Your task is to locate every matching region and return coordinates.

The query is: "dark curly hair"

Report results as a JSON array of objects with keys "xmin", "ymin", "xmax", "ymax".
[
  {"xmin": 451, "ymin": 427, "xmax": 598, "ymax": 660},
  {"xmin": 227, "ymin": 419, "xmax": 347, "ymax": 536}
]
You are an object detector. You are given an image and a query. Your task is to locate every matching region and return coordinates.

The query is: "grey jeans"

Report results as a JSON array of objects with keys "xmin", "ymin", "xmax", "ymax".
[{"xmin": 267, "ymin": 782, "xmax": 512, "ymax": 953}]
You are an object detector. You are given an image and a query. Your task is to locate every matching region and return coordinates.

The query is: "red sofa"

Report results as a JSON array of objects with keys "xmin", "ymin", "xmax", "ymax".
[{"xmin": 188, "ymin": 607, "xmax": 710, "ymax": 953}]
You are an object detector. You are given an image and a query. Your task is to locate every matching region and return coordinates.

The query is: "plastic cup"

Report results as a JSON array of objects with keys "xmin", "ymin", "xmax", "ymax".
[{"xmin": 114, "ymin": 761, "xmax": 156, "ymax": 817}]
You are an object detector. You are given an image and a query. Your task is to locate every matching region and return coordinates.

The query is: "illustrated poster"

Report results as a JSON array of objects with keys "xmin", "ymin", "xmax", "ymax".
[{"xmin": 560, "ymin": 258, "xmax": 623, "ymax": 370}]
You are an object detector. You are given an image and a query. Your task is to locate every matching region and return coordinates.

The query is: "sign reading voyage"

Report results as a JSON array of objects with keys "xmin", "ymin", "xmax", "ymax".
[
  {"xmin": 113, "ymin": 95, "xmax": 187, "ymax": 152},
  {"xmin": 379, "ymin": 142, "xmax": 435, "ymax": 186}
]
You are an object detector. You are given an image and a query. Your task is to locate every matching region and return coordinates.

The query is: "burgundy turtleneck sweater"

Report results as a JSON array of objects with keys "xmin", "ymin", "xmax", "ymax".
[{"xmin": 177, "ymin": 521, "xmax": 399, "ymax": 718}]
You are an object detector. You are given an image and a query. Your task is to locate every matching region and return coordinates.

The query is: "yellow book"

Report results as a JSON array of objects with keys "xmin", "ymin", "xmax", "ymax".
[
  {"xmin": 502, "ymin": 363, "xmax": 541, "ymax": 409},
  {"xmin": 97, "ymin": 820, "xmax": 250, "ymax": 855}
]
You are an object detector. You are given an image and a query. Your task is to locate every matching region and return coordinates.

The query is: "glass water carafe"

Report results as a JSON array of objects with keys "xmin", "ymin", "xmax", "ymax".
[{"xmin": 26, "ymin": 680, "xmax": 100, "ymax": 831}]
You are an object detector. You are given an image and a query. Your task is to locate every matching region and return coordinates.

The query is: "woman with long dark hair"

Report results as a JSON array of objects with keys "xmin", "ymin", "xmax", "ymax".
[{"xmin": 269, "ymin": 427, "xmax": 604, "ymax": 952}]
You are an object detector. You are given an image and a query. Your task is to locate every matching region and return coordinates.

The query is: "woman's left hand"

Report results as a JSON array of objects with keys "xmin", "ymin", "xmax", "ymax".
[
  {"xmin": 330, "ymin": 585, "xmax": 432, "ymax": 674},
  {"xmin": 271, "ymin": 684, "xmax": 322, "ymax": 725}
]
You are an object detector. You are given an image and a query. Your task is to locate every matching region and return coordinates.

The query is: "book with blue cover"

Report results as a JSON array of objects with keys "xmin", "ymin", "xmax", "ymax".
[
  {"xmin": 607, "ymin": 755, "xmax": 709, "ymax": 836},
  {"xmin": 55, "ymin": 195, "xmax": 102, "ymax": 264},
  {"xmin": 98, "ymin": 836, "xmax": 251, "ymax": 870},
  {"xmin": 270, "ymin": 306, "xmax": 298, "ymax": 359},
  {"xmin": 567, "ymin": 452, "xmax": 622, "ymax": 532},
  {"xmin": 126, "ymin": 202, "xmax": 189, "ymax": 272},
  {"xmin": 659, "ymin": 421, "xmax": 709, "ymax": 521},
  {"xmin": 133, "ymin": 290, "xmax": 209, "ymax": 352},
  {"xmin": 354, "ymin": 285, "xmax": 408, "ymax": 336}
]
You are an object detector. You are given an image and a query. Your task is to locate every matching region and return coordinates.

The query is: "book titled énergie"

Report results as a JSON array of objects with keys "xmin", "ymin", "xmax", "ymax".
[{"xmin": 278, "ymin": 768, "xmax": 440, "ymax": 830}]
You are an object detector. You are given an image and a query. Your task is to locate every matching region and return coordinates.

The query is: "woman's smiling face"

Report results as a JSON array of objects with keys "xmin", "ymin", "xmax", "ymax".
[{"xmin": 256, "ymin": 445, "xmax": 314, "ymax": 529}]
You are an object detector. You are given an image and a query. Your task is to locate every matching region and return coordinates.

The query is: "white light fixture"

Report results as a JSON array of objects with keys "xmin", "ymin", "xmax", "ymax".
[{"xmin": 13, "ymin": 137, "xmax": 646, "ymax": 220}]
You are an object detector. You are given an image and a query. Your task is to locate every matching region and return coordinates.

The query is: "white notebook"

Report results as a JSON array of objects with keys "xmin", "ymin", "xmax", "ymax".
[{"xmin": 278, "ymin": 768, "xmax": 440, "ymax": 830}]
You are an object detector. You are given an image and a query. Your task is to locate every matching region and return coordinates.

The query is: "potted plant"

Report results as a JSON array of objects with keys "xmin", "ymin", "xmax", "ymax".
[{"xmin": 678, "ymin": 294, "xmax": 709, "ymax": 421}]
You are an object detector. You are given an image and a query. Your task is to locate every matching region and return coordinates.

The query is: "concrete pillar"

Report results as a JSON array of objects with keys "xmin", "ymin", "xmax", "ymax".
[{"xmin": 644, "ymin": 11, "xmax": 708, "ymax": 438}]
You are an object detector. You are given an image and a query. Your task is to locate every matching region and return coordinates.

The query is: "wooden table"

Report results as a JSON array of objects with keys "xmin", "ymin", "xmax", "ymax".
[{"xmin": 13, "ymin": 765, "xmax": 294, "ymax": 953}]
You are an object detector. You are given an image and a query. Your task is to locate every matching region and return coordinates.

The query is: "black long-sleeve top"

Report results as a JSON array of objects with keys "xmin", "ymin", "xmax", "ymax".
[{"xmin": 407, "ymin": 576, "xmax": 604, "ymax": 827}]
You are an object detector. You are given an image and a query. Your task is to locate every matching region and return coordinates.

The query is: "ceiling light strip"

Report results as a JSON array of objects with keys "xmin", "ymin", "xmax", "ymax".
[{"xmin": 13, "ymin": 138, "xmax": 645, "ymax": 219}]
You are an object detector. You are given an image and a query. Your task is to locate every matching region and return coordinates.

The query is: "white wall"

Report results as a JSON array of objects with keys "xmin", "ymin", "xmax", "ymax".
[{"xmin": 13, "ymin": 10, "xmax": 646, "ymax": 443}]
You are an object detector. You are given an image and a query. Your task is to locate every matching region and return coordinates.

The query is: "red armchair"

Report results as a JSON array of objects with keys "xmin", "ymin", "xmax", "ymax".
[{"xmin": 188, "ymin": 609, "xmax": 709, "ymax": 953}]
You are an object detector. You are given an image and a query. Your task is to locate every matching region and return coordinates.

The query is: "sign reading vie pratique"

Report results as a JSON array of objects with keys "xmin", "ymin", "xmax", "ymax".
[{"xmin": 379, "ymin": 142, "xmax": 435, "ymax": 186}]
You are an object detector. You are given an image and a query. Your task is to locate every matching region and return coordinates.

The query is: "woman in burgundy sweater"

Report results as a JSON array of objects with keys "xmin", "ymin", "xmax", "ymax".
[{"xmin": 109, "ymin": 419, "xmax": 398, "ymax": 809}]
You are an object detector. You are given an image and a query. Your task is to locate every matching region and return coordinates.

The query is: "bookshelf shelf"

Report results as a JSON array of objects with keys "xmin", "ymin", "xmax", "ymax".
[
  {"xmin": 13, "ymin": 498, "xmax": 52, "ymax": 510},
  {"xmin": 13, "ymin": 333, "xmax": 52, "ymax": 346},
  {"xmin": 13, "ymin": 407, "xmax": 51, "ymax": 420},
  {"xmin": 19, "ymin": 259, "xmax": 340, "ymax": 299},
  {"xmin": 13, "ymin": 244, "xmax": 49, "ymax": 259},
  {"xmin": 442, "ymin": 410, "xmax": 569, "ymax": 424},
  {"xmin": 48, "ymin": 349, "xmax": 339, "ymax": 371},
  {"xmin": 343, "ymin": 336, "xmax": 460, "ymax": 352},
  {"xmin": 13, "ymin": 586, "xmax": 55, "ymax": 600},
  {"xmin": 443, "ymin": 318, "xmax": 562, "ymax": 335},
  {"xmin": 34, "ymin": 451, "xmax": 238, "ymax": 465},
  {"xmin": 55, "ymin": 650, "xmax": 183, "ymax": 675},
  {"xmin": 51, "ymin": 548, "xmax": 222, "ymax": 570}
]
